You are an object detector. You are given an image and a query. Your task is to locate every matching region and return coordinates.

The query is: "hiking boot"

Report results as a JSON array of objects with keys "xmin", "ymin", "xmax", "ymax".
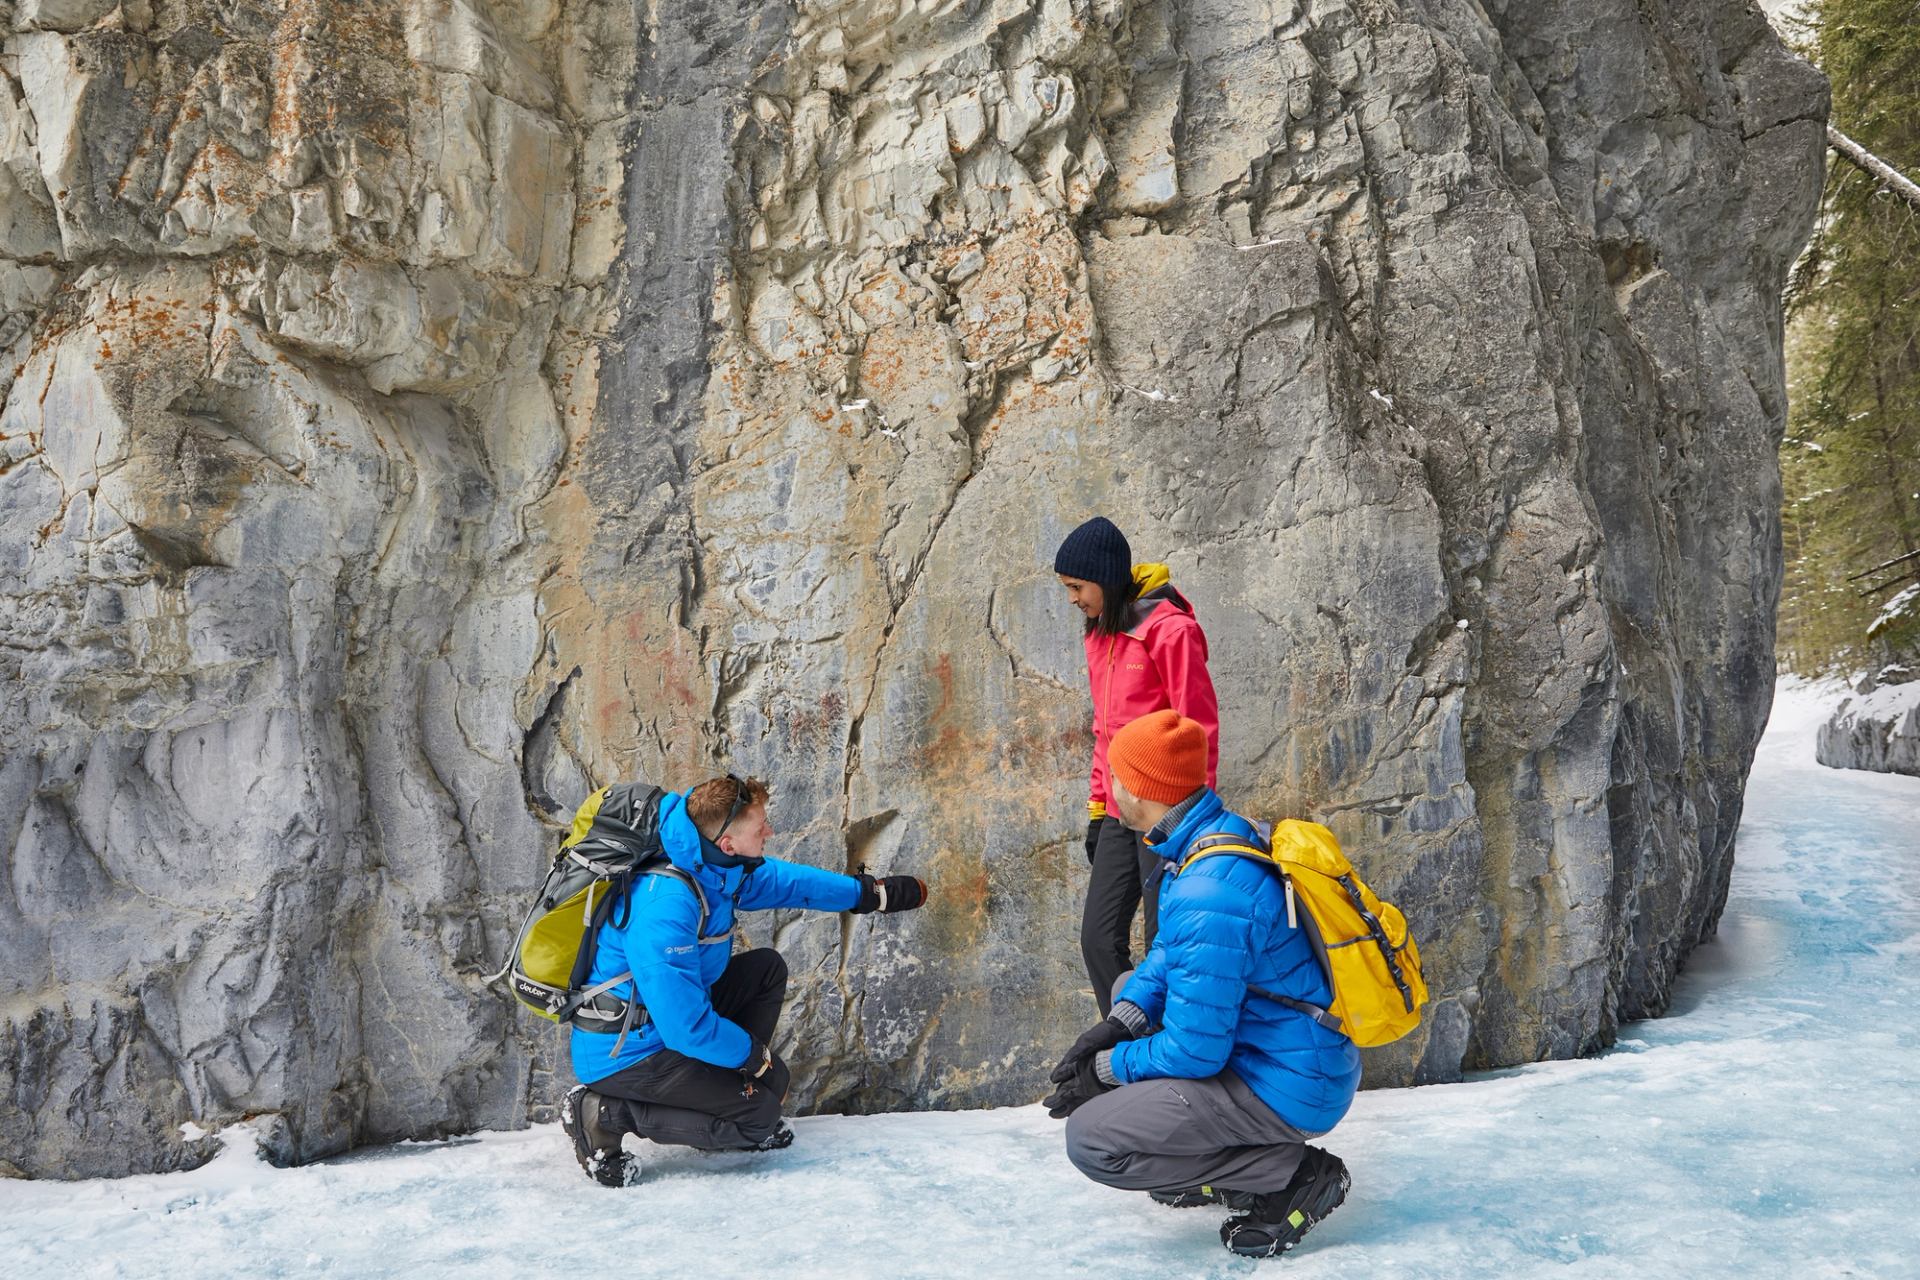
[
  {"xmin": 1151, "ymin": 1185, "xmax": 1226, "ymax": 1209},
  {"xmin": 751, "ymin": 1121, "xmax": 795, "ymax": 1152},
  {"xmin": 562, "ymin": 1085, "xmax": 639, "ymax": 1188},
  {"xmin": 1218, "ymin": 1146, "xmax": 1350, "ymax": 1259}
]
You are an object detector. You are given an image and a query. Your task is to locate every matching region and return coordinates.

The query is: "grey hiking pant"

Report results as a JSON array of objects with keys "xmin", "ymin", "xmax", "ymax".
[{"xmin": 1064, "ymin": 1068, "xmax": 1318, "ymax": 1195}]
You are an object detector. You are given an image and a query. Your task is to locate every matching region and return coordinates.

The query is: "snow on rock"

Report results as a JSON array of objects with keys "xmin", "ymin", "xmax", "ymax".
[
  {"xmin": 4, "ymin": 682, "xmax": 1915, "ymax": 1279},
  {"xmin": 1869, "ymin": 583, "xmax": 1919, "ymax": 637},
  {"xmin": 1816, "ymin": 673, "xmax": 1920, "ymax": 777}
]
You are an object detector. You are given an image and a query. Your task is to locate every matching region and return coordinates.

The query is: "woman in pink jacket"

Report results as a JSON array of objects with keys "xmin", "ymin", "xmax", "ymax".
[{"xmin": 1053, "ymin": 516, "xmax": 1220, "ymax": 1015}]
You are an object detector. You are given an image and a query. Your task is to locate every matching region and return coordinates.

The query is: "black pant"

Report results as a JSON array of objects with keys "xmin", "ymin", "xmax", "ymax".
[
  {"xmin": 1081, "ymin": 816, "xmax": 1167, "ymax": 1016},
  {"xmin": 589, "ymin": 948, "xmax": 791, "ymax": 1151}
]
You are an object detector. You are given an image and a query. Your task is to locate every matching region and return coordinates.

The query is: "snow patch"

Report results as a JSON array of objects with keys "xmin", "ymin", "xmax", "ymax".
[{"xmin": 1868, "ymin": 582, "xmax": 1918, "ymax": 637}]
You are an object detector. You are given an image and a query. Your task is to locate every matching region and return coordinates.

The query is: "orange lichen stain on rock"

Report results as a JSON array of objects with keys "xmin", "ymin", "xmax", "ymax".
[
  {"xmin": 929, "ymin": 651, "xmax": 956, "ymax": 721},
  {"xmin": 594, "ymin": 696, "xmax": 629, "ymax": 736},
  {"xmin": 268, "ymin": 43, "xmax": 310, "ymax": 137},
  {"xmin": 781, "ymin": 687, "xmax": 846, "ymax": 745},
  {"xmin": 923, "ymin": 843, "xmax": 992, "ymax": 951}
]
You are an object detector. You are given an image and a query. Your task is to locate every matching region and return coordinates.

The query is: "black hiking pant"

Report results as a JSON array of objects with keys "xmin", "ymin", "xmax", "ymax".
[
  {"xmin": 588, "ymin": 948, "xmax": 791, "ymax": 1151},
  {"xmin": 1082, "ymin": 816, "xmax": 1167, "ymax": 1017}
]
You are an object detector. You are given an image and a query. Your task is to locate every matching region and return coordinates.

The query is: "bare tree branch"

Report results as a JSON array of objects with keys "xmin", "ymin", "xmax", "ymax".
[{"xmin": 1828, "ymin": 124, "xmax": 1920, "ymax": 212}]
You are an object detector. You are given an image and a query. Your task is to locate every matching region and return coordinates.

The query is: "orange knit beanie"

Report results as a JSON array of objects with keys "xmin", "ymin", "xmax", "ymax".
[{"xmin": 1109, "ymin": 709, "xmax": 1208, "ymax": 806}]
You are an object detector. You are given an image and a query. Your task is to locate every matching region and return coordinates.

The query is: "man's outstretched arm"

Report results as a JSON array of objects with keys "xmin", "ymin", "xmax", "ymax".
[{"xmin": 736, "ymin": 857, "xmax": 926, "ymax": 915}]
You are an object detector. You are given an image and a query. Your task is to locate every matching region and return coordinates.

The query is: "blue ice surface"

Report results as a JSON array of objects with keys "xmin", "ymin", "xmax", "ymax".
[{"xmin": 2, "ymin": 680, "xmax": 1916, "ymax": 1279}]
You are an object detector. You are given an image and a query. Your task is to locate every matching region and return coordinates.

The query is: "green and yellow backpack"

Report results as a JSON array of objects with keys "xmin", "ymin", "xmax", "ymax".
[{"xmin": 493, "ymin": 783, "xmax": 705, "ymax": 1037}]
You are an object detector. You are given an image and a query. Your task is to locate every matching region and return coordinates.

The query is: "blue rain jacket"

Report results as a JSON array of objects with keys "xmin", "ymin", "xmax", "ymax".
[
  {"xmin": 1110, "ymin": 789, "xmax": 1363, "ymax": 1133},
  {"xmin": 569, "ymin": 790, "xmax": 860, "ymax": 1083}
]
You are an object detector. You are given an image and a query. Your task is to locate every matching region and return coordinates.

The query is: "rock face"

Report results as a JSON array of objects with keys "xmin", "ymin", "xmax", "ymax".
[
  {"xmin": 1817, "ymin": 678, "xmax": 1920, "ymax": 776},
  {"xmin": 1820, "ymin": 602, "xmax": 1912, "ymax": 771},
  {"xmin": 1817, "ymin": 609, "xmax": 1920, "ymax": 776},
  {"xmin": 1, "ymin": 0, "xmax": 1825, "ymax": 1178}
]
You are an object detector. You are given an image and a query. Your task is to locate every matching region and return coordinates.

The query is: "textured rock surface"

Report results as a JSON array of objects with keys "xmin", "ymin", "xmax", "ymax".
[
  {"xmin": 1817, "ymin": 621, "xmax": 1920, "ymax": 778},
  {"xmin": 2, "ymin": 0, "xmax": 1825, "ymax": 1178},
  {"xmin": 1817, "ymin": 602, "xmax": 1920, "ymax": 776},
  {"xmin": 1817, "ymin": 681, "xmax": 1920, "ymax": 776},
  {"xmin": 0, "ymin": 0, "xmax": 600, "ymax": 1178}
]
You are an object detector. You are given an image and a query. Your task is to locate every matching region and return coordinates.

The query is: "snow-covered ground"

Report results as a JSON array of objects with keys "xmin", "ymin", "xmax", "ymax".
[{"xmin": 5, "ymin": 679, "xmax": 1916, "ymax": 1280}]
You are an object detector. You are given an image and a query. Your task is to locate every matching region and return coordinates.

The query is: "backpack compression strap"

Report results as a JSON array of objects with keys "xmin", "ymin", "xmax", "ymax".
[{"xmin": 1177, "ymin": 834, "xmax": 1346, "ymax": 1036}]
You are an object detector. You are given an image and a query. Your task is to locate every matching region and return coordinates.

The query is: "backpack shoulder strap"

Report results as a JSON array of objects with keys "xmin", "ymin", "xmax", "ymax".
[
  {"xmin": 635, "ymin": 860, "xmax": 711, "ymax": 939},
  {"xmin": 1179, "ymin": 830, "xmax": 1347, "ymax": 1036},
  {"xmin": 1179, "ymin": 831, "xmax": 1272, "ymax": 873}
]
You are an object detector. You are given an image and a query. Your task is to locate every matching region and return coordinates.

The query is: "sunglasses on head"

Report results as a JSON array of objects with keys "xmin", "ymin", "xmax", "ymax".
[{"xmin": 715, "ymin": 774, "xmax": 751, "ymax": 840}]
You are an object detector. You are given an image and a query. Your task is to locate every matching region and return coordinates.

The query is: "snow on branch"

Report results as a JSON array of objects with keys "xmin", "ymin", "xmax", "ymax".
[{"xmin": 1827, "ymin": 125, "xmax": 1920, "ymax": 213}]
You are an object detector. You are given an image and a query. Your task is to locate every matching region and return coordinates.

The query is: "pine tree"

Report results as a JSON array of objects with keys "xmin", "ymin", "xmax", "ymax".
[{"xmin": 1779, "ymin": 0, "xmax": 1920, "ymax": 674}]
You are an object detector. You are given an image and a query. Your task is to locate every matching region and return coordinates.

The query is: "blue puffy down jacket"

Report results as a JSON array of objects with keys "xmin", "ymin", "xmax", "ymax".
[
  {"xmin": 569, "ymin": 790, "xmax": 860, "ymax": 1084},
  {"xmin": 1109, "ymin": 789, "xmax": 1363, "ymax": 1133}
]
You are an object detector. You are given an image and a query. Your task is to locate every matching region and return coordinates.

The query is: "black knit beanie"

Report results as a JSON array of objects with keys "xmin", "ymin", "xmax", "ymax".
[{"xmin": 1054, "ymin": 516, "xmax": 1132, "ymax": 586}]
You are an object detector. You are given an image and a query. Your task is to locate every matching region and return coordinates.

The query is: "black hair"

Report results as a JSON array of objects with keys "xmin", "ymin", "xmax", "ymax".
[{"xmin": 1086, "ymin": 576, "xmax": 1141, "ymax": 637}]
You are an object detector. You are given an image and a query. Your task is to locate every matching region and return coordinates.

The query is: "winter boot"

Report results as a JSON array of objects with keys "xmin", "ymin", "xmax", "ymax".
[
  {"xmin": 1151, "ymin": 1185, "xmax": 1226, "ymax": 1209},
  {"xmin": 1218, "ymin": 1146, "xmax": 1350, "ymax": 1259},
  {"xmin": 562, "ymin": 1085, "xmax": 640, "ymax": 1187}
]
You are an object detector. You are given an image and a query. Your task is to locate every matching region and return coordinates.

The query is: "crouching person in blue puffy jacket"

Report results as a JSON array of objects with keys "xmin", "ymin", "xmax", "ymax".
[
  {"xmin": 562, "ymin": 775, "xmax": 926, "ymax": 1186},
  {"xmin": 1045, "ymin": 710, "xmax": 1362, "ymax": 1258}
]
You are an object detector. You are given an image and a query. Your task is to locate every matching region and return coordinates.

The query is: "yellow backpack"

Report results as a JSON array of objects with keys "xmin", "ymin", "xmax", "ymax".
[{"xmin": 1183, "ymin": 819, "xmax": 1427, "ymax": 1047}]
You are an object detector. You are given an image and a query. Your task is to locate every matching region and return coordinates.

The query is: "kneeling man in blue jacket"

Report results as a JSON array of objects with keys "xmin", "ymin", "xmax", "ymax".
[
  {"xmin": 563, "ymin": 774, "xmax": 926, "ymax": 1186},
  {"xmin": 1045, "ymin": 710, "xmax": 1362, "ymax": 1258}
]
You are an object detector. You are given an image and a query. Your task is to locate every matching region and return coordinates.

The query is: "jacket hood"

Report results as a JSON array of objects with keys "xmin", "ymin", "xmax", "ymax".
[
  {"xmin": 1132, "ymin": 562, "xmax": 1171, "ymax": 594},
  {"xmin": 660, "ymin": 789, "xmax": 761, "ymax": 890},
  {"xmin": 657, "ymin": 790, "xmax": 705, "ymax": 874},
  {"xmin": 1123, "ymin": 563, "xmax": 1194, "ymax": 635}
]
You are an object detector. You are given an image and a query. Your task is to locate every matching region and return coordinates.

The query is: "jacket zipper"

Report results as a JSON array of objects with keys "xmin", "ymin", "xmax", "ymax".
[{"xmin": 1103, "ymin": 633, "xmax": 1118, "ymax": 745}]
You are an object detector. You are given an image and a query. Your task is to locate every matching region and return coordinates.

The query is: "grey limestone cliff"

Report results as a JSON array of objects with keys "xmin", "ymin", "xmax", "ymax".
[{"xmin": 1, "ymin": 0, "xmax": 1825, "ymax": 1178}]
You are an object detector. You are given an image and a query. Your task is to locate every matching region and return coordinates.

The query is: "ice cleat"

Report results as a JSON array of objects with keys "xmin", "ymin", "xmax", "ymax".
[
  {"xmin": 562, "ymin": 1085, "xmax": 640, "ymax": 1187},
  {"xmin": 1218, "ymin": 1146, "xmax": 1350, "ymax": 1259},
  {"xmin": 751, "ymin": 1121, "xmax": 796, "ymax": 1152}
]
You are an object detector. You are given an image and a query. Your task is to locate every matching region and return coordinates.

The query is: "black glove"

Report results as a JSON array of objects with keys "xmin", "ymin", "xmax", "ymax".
[
  {"xmin": 739, "ymin": 1040, "xmax": 774, "ymax": 1082},
  {"xmin": 1084, "ymin": 817, "xmax": 1102, "ymax": 864},
  {"xmin": 1048, "ymin": 1016, "xmax": 1132, "ymax": 1085},
  {"xmin": 852, "ymin": 872, "xmax": 928, "ymax": 914},
  {"xmin": 1042, "ymin": 1054, "xmax": 1112, "ymax": 1119}
]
